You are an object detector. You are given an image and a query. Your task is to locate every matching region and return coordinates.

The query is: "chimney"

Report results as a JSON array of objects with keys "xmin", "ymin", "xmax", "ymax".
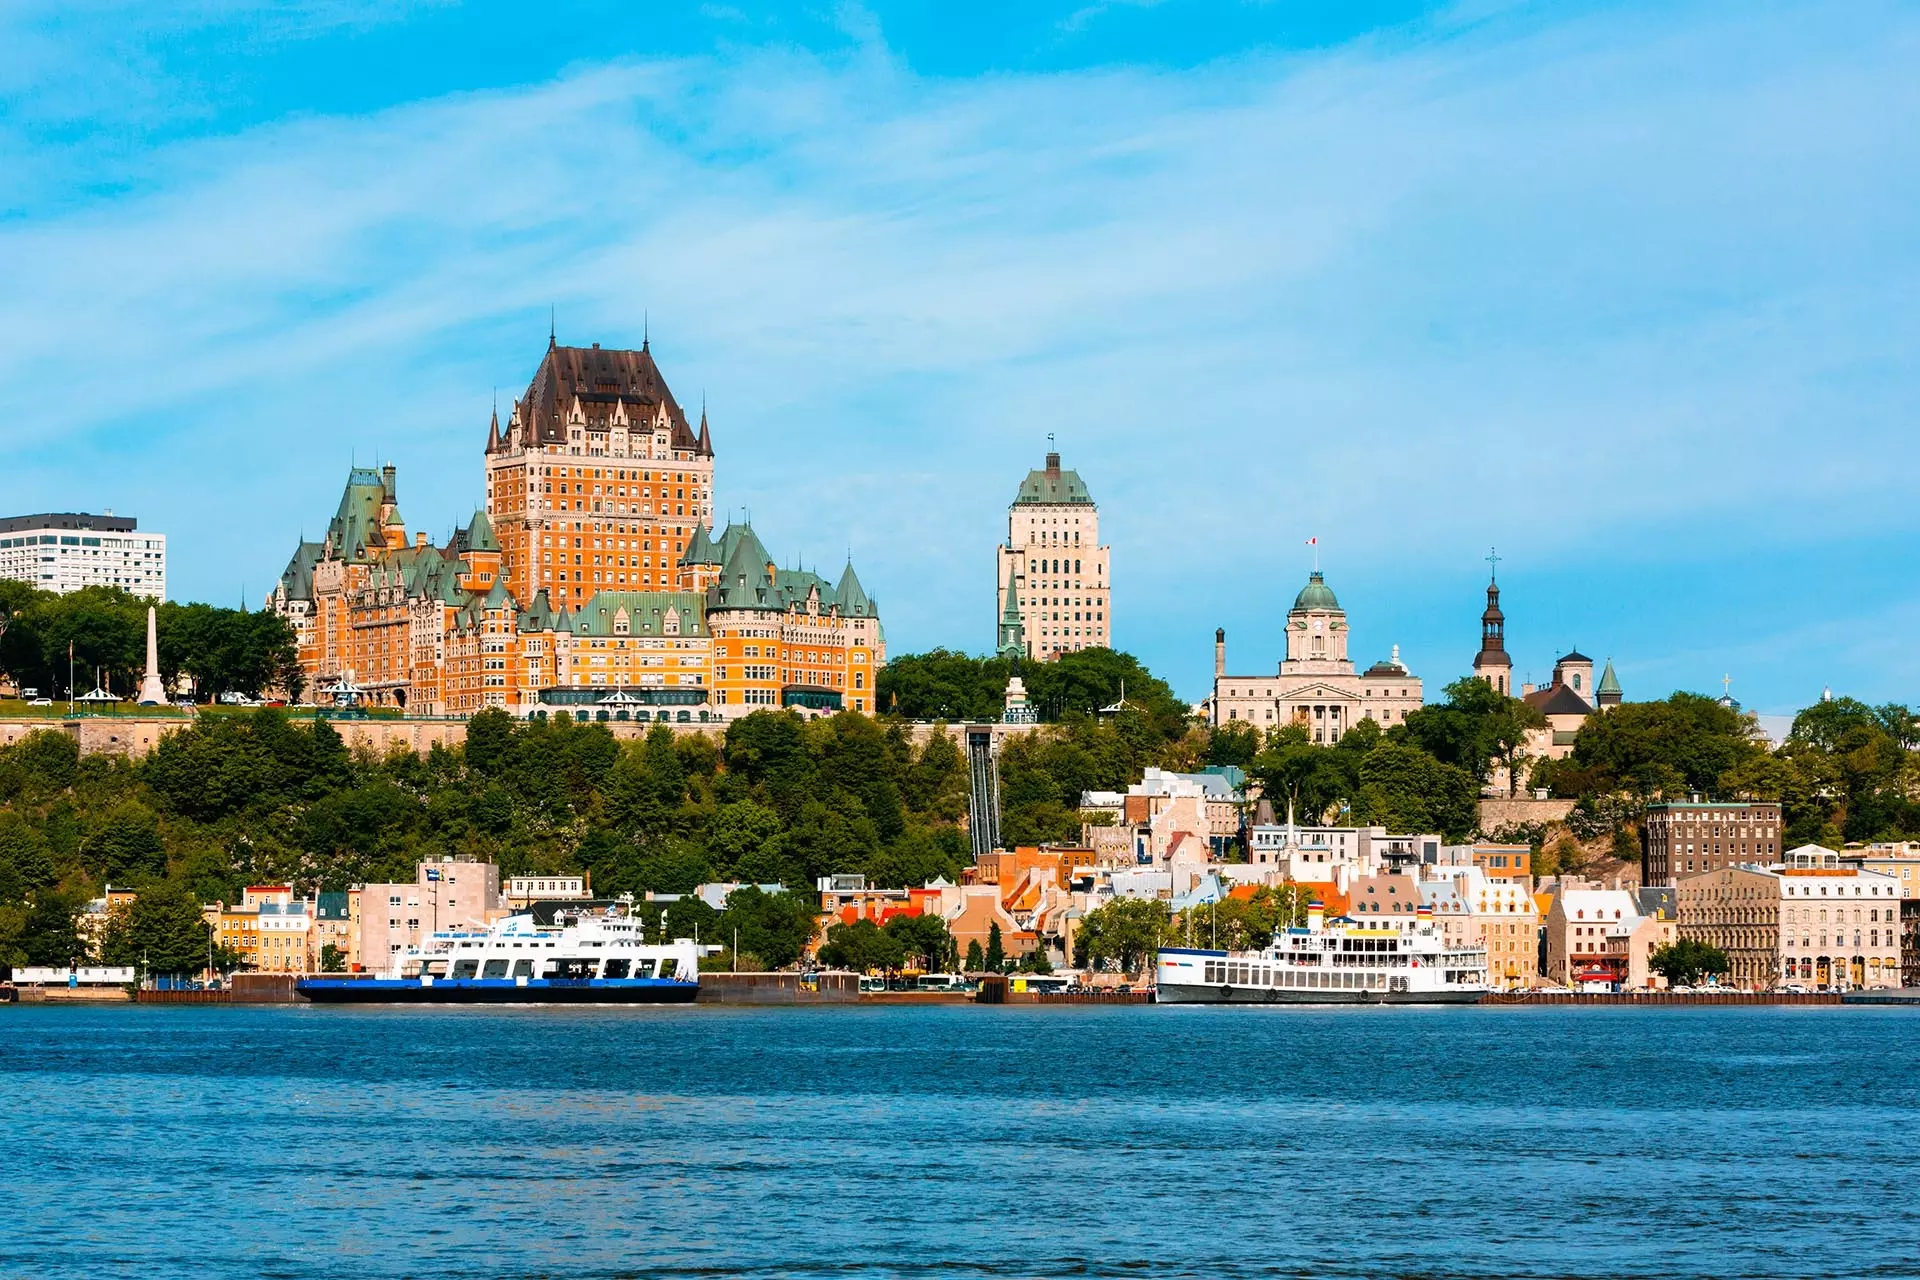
[
  {"xmin": 1045, "ymin": 451, "xmax": 1061, "ymax": 475},
  {"xmin": 416, "ymin": 531, "xmax": 428, "ymax": 548},
  {"xmin": 381, "ymin": 462, "xmax": 397, "ymax": 501},
  {"xmin": 1214, "ymin": 628, "xmax": 1227, "ymax": 679}
]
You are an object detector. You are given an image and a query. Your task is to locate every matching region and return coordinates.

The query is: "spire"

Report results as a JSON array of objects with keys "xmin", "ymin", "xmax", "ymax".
[
  {"xmin": 696, "ymin": 401, "xmax": 712, "ymax": 456},
  {"xmin": 643, "ymin": 309, "xmax": 649, "ymax": 352},
  {"xmin": 1596, "ymin": 658, "xmax": 1622, "ymax": 707},
  {"xmin": 997, "ymin": 560, "xmax": 1026, "ymax": 658},
  {"xmin": 486, "ymin": 400, "xmax": 502, "ymax": 454},
  {"xmin": 548, "ymin": 306, "xmax": 556, "ymax": 349}
]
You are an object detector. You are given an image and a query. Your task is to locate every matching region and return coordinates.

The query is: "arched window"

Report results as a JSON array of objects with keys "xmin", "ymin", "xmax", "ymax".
[{"xmin": 1074, "ymin": 558, "xmax": 1081, "ymax": 574}]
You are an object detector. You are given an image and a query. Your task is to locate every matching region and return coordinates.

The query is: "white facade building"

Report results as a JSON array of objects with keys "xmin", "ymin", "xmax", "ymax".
[
  {"xmin": 0, "ymin": 513, "xmax": 167, "ymax": 599},
  {"xmin": 1207, "ymin": 571, "xmax": 1422, "ymax": 739}
]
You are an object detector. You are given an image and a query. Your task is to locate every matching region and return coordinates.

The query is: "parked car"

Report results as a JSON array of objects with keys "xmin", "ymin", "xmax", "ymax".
[{"xmin": 26, "ymin": 697, "xmax": 51, "ymax": 706}]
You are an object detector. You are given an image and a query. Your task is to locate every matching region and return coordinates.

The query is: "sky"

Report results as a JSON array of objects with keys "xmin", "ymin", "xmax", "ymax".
[{"xmin": 1, "ymin": 1, "xmax": 1915, "ymax": 717}]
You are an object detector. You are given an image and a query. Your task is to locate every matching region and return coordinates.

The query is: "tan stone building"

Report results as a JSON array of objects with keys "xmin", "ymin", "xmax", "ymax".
[
  {"xmin": 1544, "ymin": 887, "xmax": 1672, "ymax": 990},
  {"xmin": 1207, "ymin": 571, "xmax": 1422, "ymax": 741},
  {"xmin": 1679, "ymin": 847, "xmax": 1902, "ymax": 990},
  {"xmin": 994, "ymin": 451, "xmax": 1111, "ymax": 661},
  {"xmin": 1641, "ymin": 800, "xmax": 1784, "ymax": 886}
]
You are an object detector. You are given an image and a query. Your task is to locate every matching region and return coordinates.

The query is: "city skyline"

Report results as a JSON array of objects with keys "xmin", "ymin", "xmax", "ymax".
[{"xmin": 3, "ymin": 2, "xmax": 1915, "ymax": 715}]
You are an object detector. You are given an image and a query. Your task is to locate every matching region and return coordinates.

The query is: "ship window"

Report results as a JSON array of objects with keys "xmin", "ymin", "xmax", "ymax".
[
  {"xmin": 633, "ymin": 959, "xmax": 657, "ymax": 979},
  {"xmin": 602, "ymin": 959, "xmax": 630, "ymax": 979},
  {"xmin": 482, "ymin": 959, "xmax": 509, "ymax": 979},
  {"xmin": 452, "ymin": 959, "xmax": 479, "ymax": 979},
  {"xmin": 511, "ymin": 959, "xmax": 534, "ymax": 978}
]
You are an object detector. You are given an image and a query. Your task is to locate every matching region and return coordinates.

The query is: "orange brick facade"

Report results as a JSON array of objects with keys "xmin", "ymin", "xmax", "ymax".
[{"xmin": 270, "ymin": 340, "xmax": 882, "ymax": 719}]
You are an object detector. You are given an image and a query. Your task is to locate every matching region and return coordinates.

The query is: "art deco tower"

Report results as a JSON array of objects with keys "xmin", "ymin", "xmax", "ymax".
[{"xmin": 995, "ymin": 451, "xmax": 1110, "ymax": 661}]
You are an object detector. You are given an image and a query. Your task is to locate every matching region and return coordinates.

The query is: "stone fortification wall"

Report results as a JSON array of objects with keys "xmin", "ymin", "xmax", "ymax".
[
  {"xmin": 1478, "ymin": 796, "xmax": 1575, "ymax": 833},
  {"xmin": 0, "ymin": 714, "xmax": 1044, "ymax": 762}
]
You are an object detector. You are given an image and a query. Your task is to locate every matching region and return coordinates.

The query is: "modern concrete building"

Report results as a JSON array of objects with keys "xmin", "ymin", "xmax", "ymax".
[
  {"xmin": 1678, "ymin": 846, "xmax": 1902, "ymax": 990},
  {"xmin": 356, "ymin": 859, "xmax": 505, "ymax": 972},
  {"xmin": 1641, "ymin": 800, "xmax": 1784, "ymax": 886},
  {"xmin": 0, "ymin": 512, "xmax": 166, "ymax": 598},
  {"xmin": 994, "ymin": 450, "xmax": 1111, "ymax": 661},
  {"xmin": 1207, "ymin": 571, "xmax": 1422, "ymax": 738}
]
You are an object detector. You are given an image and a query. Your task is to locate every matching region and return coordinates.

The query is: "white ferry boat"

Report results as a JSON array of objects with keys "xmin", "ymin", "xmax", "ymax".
[
  {"xmin": 1156, "ymin": 917, "xmax": 1489, "ymax": 1005},
  {"xmin": 296, "ymin": 907, "xmax": 702, "ymax": 1004}
]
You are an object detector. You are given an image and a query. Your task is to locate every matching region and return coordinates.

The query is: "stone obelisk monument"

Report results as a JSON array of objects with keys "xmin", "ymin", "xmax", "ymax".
[{"xmin": 136, "ymin": 605, "xmax": 167, "ymax": 705}]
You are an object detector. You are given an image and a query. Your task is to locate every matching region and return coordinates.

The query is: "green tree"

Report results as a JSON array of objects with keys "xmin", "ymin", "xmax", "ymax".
[
  {"xmin": 1649, "ymin": 938, "xmax": 1731, "ymax": 987},
  {"xmin": 108, "ymin": 882, "xmax": 212, "ymax": 975},
  {"xmin": 1076, "ymin": 897, "xmax": 1169, "ymax": 976},
  {"xmin": 964, "ymin": 939, "xmax": 985, "ymax": 972},
  {"xmin": 885, "ymin": 912, "xmax": 957, "ymax": 972},
  {"xmin": 319, "ymin": 943, "xmax": 347, "ymax": 973},
  {"xmin": 21, "ymin": 891, "xmax": 85, "ymax": 967},
  {"xmin": 818, "ymin": 918, "xmax": 906, "ymax": 972},
  {"xmin": 984, "ymin": 921, "xmax": 1006, "ymax": 973},
  {"xmin": 715, "ymin": 886, "xmax": 819, "ymax": 970}
]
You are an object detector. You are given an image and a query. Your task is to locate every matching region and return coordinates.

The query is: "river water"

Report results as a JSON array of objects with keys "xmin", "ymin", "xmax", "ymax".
[{"xmin": 4, "ymin": 1003, "xmax": 1918, "ymax": 1278}]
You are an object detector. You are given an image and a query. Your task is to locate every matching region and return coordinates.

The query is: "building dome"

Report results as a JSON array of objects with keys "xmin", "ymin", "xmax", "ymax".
[{"xmin": 1292, "ymin": 571, "xmax": 1341, "ymax": 612}]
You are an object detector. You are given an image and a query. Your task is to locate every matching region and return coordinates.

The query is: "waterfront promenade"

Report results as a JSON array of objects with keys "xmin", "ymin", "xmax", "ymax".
[{"xmin": 4, "ymin": 1003, "xmax": 1916, "ymax": 1279}]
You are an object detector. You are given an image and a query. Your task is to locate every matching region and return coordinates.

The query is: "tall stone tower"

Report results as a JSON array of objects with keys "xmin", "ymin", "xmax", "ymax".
[
  {"xmin": 1472, "ymin": 567, "xmax": 1512, "ymax": 696},
  {"xmin": 485, "ymin": 336, "xmax": 716, "ymax": 612},
  {"xmin": 995, "ymin": 450, "xmax": 1110, "ymax": 661}
]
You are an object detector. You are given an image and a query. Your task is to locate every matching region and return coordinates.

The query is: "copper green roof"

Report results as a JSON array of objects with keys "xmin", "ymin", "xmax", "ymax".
[
  {"xmin": 1292, "ymin": 571, "xmax": 1341, "ymax": 612},
  {"xmin": 465, "ymin": 510, "xmax": 499, "ymax": 553},
  {"xmin": 1597, "ymin": 659, "xmax": 1621, "ymax": 697},
  {"xmin": 571, "ymin": 591, "xmax": 707, "ymax": 637},
  {"xmin": 1011, "ymin": 452, "xmax": 1094, "ymax": 506}
]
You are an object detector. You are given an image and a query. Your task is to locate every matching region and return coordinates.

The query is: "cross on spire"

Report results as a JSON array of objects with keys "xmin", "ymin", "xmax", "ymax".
[
  {"xmin": 1486, "ymin": 546, "xmax": 1501, "ymax": 583},
  {"xmin": 1723, "ymin": 673, "xmax": 1733, "ymax": 696}
]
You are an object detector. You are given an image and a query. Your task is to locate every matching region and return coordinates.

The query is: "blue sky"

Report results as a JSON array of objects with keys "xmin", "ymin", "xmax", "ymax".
[{"xmin": 2, "ymin": 1, "xmax": 1915, "ymax": 717}]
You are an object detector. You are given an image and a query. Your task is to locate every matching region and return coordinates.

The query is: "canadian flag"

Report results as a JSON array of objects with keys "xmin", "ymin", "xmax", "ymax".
[{"xmin": 1304, "ymin": 537, "xmax": 1318, "ymax": 547}]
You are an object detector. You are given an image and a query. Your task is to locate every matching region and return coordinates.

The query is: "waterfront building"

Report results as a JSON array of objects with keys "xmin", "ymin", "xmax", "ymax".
[
  {"xmin": 75, "ymin": 885, "xmax": 137, "ymax": 961},
  {"xmin": 1846, "ymin": 843, "xmax": 1920, "ymax": 986},
  {"xmin": 1543, "ymin": 887, "xmax": 1670, "ymax": 990},
  {"xmin": 314, "ymin": 891, "xmax": 355, "ymax": 972},
  {"xmin": 1206, "ymin": 572, "xmax": 1422, "ymax": 738},
  {"xmin": 0, "ymin": 512, "xmax": 167, "ymax": 598},
  {"xmin": 1640, "ymin": 800, "xmax": 1784, "ymax": 886},
  {"xmin": 356, "ymin": 860, "xmax": 505, "ymax": 972},
  {"xmin": 204, "ymin": 885, "xmax": 314, "ymax": 974},
  {"xmin": 506, "ymin": 874, "xmax": 592, "ymax": 907},
  {"xmin": 993, "ymin": 451, "xmax": 1111, "ymax": 661},
  {"xmin": 270, "ymin": 339, "xmax": 883, "ymax": 718},
  {"xmin": 1678, "ymin": 847, "xmax": 1902, "ymax": 990}
]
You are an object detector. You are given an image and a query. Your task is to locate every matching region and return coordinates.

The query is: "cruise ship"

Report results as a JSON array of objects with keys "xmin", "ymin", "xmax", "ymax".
[
  {"xmin": 296, "ymin": 907, "xmax": 703, "ymax": 1004},
  {"xmin": 1156, "ymin": 912, "xmax": 1489, "ymax": 1005}
]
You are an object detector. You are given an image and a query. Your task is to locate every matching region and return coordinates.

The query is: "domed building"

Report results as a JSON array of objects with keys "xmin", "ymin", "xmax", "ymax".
[{"xmin": 1206, "ymin": 570, "xmax": 1423, "ymax": 742}]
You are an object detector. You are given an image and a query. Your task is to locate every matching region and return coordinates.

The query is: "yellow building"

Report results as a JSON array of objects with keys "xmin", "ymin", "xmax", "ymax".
[
  {"xmin": 204, "ymin": 885, "xmax": 314, "ymax": 974},
  {"xmin": 270, "ymin": 339, "xmax": 883, "ymax": 719}
]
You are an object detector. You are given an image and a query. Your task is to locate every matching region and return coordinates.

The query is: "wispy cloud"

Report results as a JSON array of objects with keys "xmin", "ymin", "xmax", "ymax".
[{"xmin": 0, "ymin": 2, "xmax": 1914, "ymax": 706}]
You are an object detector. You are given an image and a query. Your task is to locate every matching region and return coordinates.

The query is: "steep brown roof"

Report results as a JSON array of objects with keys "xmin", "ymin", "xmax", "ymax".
[{"xmin": 510, "ymin": 340, "xmax": 707, "ymax": 454}]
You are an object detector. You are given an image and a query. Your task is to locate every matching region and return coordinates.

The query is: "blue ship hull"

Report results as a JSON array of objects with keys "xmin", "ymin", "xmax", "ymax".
[{"xmin": 296, "ymin": 977, "xmax": 700, "ymax": 1004}]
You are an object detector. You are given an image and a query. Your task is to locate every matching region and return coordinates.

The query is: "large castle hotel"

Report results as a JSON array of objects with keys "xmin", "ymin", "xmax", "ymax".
[{"xmin": 269, "ymin": 338, "xmax": 882, "ymax": 719}]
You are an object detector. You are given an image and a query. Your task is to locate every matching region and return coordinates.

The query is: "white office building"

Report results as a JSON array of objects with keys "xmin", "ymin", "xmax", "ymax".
[{"xmin": 0, "ymin": 513, "xmax": 167, "ymax": 599}]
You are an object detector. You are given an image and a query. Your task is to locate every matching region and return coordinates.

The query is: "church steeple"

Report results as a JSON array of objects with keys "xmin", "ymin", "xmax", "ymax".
[
  {"xmin": 1472, "ymin": 550, "xmax": 1512, "ymax": 695},
  {"xmin": 997, "ymin": 561, "xmax": 1027, "ymax": 659}
]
